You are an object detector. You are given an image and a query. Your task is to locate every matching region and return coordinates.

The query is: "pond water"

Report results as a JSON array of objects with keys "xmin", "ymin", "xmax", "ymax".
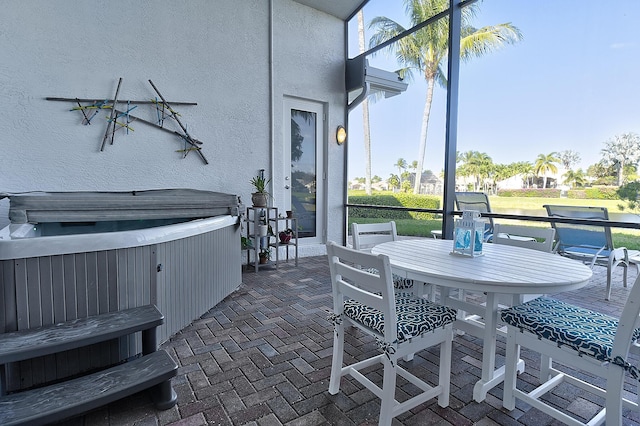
[{"xmin": 494, "ymin": 208, "xmax": 640, "ymax": 224}]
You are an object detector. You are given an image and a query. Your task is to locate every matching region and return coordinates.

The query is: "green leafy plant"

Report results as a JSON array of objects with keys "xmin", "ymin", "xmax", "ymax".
[
  {"xmin": 616, "ymin": 181, "xmax": 640, "ymax": 214},
  {"xmin": 241, "ymin": 236, "xmax": 254, "ymax": 250},
  {"xmin": 259, "ymin": 247, "xmax": 271, "ymax": 260},
  {"xmin": 250, "ymin": 175, "xmax": 271, "ymax": 194}
]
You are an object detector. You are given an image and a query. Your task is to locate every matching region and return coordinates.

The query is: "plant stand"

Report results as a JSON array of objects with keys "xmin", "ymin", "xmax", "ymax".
[
  {"xmin": 245, "ymin": 207, "xmax": 278, "ymax": 272},
  {"xmin": 245, "ymin": 207, "xmax": 298, "ymax": 272},
  {"xmin": 272, "ymin": 216, "xmax": 298, "ymax": 266}
]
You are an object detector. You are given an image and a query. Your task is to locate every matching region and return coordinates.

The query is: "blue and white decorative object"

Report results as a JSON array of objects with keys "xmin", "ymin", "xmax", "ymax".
[{"xmin": 452, "ymin": 210, "xmax": 484, "ymax": 257}]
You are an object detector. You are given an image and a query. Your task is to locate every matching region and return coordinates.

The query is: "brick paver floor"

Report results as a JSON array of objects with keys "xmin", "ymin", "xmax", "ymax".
[{"xmin": 62, "ymin": 256, "xmax": 640, "ymax": 425}]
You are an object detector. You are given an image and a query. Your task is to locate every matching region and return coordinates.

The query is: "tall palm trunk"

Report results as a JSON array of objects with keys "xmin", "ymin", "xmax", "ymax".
[
  {"xmin": 413, "ymin": 76, "xmax": 435, "ymax": 194},
  {"xmin": 362, "ymin": 101, "xmax": 372, "ymax": 194},
  {"xmin": 358, "ymin": 11, "xmax": 372, "ymax": 195},
  {"xmin": 617, "ymin": 161, "xmax": 625, "ymax": 187}
]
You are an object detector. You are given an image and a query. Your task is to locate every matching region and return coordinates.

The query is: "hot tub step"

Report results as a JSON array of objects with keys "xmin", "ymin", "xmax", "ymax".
[{"xmin": 0, "ymin": 350, "xmax": 178, "ymax": 426}]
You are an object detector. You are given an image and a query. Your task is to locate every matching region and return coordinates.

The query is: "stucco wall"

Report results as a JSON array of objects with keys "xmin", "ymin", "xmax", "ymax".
[{"xmin": 0, "ymin": 0, "xmax": 346, "ymax": 253}]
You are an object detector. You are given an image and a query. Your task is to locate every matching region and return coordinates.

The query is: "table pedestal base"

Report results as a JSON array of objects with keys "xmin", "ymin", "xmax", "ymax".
[{"xmin": 472, "ymin": 360, "xmax": 525, "ymax": 402}]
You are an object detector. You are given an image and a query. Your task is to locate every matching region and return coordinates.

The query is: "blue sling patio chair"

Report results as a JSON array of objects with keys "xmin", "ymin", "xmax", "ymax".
[
  {"xmin": 454, "ymin": 192, "xmax": 494, "ymax": 242},
  {"xmin": 544, "ymin": 204, "xmax": 628, "ymax": 300}
]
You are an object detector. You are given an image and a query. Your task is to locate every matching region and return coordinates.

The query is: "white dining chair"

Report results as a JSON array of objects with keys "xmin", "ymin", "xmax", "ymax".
[
  {"xmin": 351, "ymin": 222, "xmax": 415, "ymax": 292},
  {"xmin": 492, "ymin": 223, "xmax": 555, "ymax": 253},
  {"xmin": 501, "ymin": 273, "xmax": 640, "ymax": 425},
  {"xmin": 326, "ymin": 241, "xmax": 456, "ymax": 425}
]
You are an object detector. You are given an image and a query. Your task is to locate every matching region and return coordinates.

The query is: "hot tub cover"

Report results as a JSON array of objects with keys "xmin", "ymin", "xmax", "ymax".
[{"xmin": 3, "ymin": 189, "xmax": 241, "ymax": 223}]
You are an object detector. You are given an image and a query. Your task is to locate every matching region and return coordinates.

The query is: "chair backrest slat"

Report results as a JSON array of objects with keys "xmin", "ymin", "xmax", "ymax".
[
  {"xmin": 351, "ymin": 221, "xmax": 398, "ymax": 252},
  {"xmin": 493, "ymin": 224, "xmax": 555, "ymax": 252},
  {"xmin": 327, "ymin": 241, "xmax": 397, "ymax": 340}
]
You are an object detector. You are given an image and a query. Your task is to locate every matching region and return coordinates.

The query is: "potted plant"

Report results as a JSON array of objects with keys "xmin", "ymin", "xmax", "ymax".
[
  {"xmin": 241, "ymin": 236, "xmax": 254, "ymax": 250},
  {"xmin": 250, "ymin": 174, "xmax": 271, "ymax": 207},
  {"xmin": 279, "ymin": 228, "xmax": 294, "ymax": 244},
  {"xmin": 258, "ymin": 247, "xmax": 271, "ymax": 264}
]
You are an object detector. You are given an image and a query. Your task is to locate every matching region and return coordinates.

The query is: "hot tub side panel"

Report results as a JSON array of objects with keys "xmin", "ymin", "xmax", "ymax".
[
  {"xmin": 155, "ymin": 221, "xmax": 242, "ymax": 342},
  {"xmin": 0, "ymin": 221, "xmax": 241, "ymax": 392}
]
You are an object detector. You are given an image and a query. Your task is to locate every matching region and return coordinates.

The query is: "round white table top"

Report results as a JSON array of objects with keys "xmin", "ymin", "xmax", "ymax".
[{"xmin": 371, "ymin": 238, "xmax": 593, "ymax": 294}]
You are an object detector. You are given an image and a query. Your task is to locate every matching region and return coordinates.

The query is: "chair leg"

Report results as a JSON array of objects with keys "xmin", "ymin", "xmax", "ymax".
[
  {"xmin": 502, "ymin": 327, "xmax": 520, "ymax": 411},
  {"xmin": 606, "ymin": 264, "xmax": 613, "ymax": 301},
  {"xmin": 328, "ymin": 322, "xmax": 345, "ymax": 395},
  {"xmin": 437, "ymin": 329, "xmax": 453, "ymax": 407},
  {"xmin": 379, "ymin": 356, "xmax": 398, "ymax": 426},
  {"xmin": 605, "ymin": 366, "xmax": 626, "ymax": 425},
  {"xmin": 540, "ymin": 354, "xmax": 553, "ymax": 382}
]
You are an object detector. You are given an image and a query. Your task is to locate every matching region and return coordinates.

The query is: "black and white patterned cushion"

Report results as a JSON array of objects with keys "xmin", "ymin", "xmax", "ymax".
[
  {"xmin": 343, "ymin": 292, "xmax": 457, "ymax": 343},
  {"xmin": 363, "ymin": 267, "xmax": 414, "ymax": 290},
  {"xmin": 501, "ymin": 297, "xmax": 640, "ymax": 363}
]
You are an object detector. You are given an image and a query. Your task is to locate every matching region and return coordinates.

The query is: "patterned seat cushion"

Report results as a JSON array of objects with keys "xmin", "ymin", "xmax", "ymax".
[
  {"xmin": 501, "ymin": 297, "xmax": 640, "ymax": 362},
  {"xmin": 343, "ymin": 292, "xmax": 457, "ymax": 344},
  {"xmin": 363, "ymin": 267, "xmax": 414, "ymax": 289}
]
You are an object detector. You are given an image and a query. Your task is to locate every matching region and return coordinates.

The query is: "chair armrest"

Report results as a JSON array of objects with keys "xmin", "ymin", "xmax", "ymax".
[{"xmin": 613, "ymin": 247, "xmax": 628, "ymax": 262}]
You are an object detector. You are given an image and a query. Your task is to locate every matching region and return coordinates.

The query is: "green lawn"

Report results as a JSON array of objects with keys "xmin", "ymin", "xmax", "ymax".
[{"xmin": 348, "ymin": 195, "xmax": 640, "ymax": 250}]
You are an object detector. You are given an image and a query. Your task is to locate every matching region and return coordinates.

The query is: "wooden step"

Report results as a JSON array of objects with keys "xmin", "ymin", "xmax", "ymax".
[
  {"xmin": 0, "ymin": 305, "xmax": 164, "ymax": 364},
  {"xmin": 0, "ymin": 350, "xmax": 178, "ymax": 426}
]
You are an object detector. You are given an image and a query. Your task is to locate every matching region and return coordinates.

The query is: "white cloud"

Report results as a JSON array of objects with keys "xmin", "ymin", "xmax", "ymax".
[{"xmin": 610, "ymin": 42, "xmax": 635, "ymax": 49}]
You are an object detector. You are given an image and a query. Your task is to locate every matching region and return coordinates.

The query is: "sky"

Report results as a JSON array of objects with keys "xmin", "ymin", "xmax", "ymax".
[{"xmin": 346, "ymin": 0, "xmax": 640, "ymax": 181}]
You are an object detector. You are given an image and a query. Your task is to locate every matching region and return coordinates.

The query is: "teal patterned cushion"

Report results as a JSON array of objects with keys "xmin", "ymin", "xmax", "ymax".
[
  {"xmin": 343, "ymin": 292, "xmax": 457, "ymax": 343},
  {"xmin": 501, "ymin": 297, "xmax": 640, "ymax": 362},
  {"xmin": 363, "ymin": 267, "xmax": 414, "ymax": 289}
]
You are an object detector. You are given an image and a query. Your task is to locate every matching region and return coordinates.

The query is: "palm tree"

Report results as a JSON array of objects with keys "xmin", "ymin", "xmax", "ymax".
[
  {"xmin": 369, "ymin": 0, "xmax": 522, "ymax": 194},
  {"xmin": 459, "ymin": 150, "xmax": 492, "ymax": 191},
  {"xmin": 358, "ymin": 10, "xmax": 373, "ymax": 196},
  {"xmin": 563, "ymin": 168, "xmax": 586, "ymax": 188},
  {"xmin": 410, "ymin": 160, "xmax": 419, "ymax": 189},
  {"xmin": 394, "ymin": 158, "xmax": 408, "ymax": 185},
  {"xmin": 387, "ymin": 173, "xmax": 400, "ymax": 190},
  {"xmin": 514, "ymin": 161, "xmax": 534, "ymax": 188},
  {"xmin": 534, "ymin": 152, "xmax": 560, "ymax": 189}
]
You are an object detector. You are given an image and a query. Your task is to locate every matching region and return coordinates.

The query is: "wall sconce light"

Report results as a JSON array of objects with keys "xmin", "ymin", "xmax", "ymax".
[{"xmin": 336, "ymin": 125, "xmax": 347, "ymax": 145}]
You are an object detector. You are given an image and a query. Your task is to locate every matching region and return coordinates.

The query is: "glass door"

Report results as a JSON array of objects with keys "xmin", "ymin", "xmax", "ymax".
[{"xmin": 283, "ymin": 98, "xmax": 325, "ymax": 243}]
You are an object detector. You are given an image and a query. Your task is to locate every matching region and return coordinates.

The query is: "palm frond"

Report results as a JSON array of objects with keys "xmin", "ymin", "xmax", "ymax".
[{"xmin": 460, "ymin": 23, "xmax": 523, "ymax": 61}]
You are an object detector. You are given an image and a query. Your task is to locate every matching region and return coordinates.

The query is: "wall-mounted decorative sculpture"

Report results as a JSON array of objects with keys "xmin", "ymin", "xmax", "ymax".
[{"xmin": 46, "ymin": 78, "xmax": 208, "ymax": 164}]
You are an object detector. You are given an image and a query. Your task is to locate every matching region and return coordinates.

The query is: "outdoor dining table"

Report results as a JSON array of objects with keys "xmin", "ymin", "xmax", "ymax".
[{"xmin": 371, "ymin": 238, "xmax": 593, "ymax": 402}]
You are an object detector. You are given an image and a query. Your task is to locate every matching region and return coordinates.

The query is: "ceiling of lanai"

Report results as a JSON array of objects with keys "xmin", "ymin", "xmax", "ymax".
[{"xmin": 292, "ymin": 0, "xmax": 365, "ymax": 20}]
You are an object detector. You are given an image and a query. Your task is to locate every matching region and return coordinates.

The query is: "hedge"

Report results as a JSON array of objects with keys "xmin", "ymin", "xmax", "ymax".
[
  {"xmin": 497, "ymin": 188, "xmax": 561, "ymax": 198},
  {"xmin": 584, "ymin": 186, "xmax": 620, "ymax": 200},
  {"xmin": 348, "ymin": 194, "xmax": 440, "ymax": 220}
]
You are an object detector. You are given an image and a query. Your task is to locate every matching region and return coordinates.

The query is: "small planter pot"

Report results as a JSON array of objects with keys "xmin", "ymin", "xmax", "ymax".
[
  {"xmin": 252, "ymin": 193, "xmax": 268, "ymax": 207},
  {"xmin": 279, "ymin": 232, "xmax": 292, "ymax": 244}
]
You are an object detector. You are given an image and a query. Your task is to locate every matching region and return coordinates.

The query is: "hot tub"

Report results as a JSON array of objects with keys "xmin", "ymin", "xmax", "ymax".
[{"xmin": 0, "ymin": 189, "xmax": 242, "ymax": 392}]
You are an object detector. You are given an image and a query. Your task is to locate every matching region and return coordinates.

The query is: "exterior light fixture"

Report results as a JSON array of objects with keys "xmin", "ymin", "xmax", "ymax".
[{"xmin": 336, "ymin": 125, "xmax": 347, "ymax": 145}]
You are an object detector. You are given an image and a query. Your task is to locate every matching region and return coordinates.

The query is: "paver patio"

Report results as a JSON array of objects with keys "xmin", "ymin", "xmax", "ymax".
[{"xmin": 60, "ymin": 255, "xmax": 639, "ymax": 425}]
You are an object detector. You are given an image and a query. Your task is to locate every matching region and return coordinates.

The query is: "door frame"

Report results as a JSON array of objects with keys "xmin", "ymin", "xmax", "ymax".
[{"xmin": 282, "ymin": 97, "xmax": 326, "ymax": 244}]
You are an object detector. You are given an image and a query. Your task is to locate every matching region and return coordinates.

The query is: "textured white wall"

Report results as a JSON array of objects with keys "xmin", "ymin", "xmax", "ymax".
[{"xmin": 0, "ymin": 0, "xmax": 346, "ymax": 251}]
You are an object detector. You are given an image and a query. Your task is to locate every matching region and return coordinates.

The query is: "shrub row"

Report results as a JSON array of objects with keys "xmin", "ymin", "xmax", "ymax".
[
  {"xmin": 497, "ymin": 188, "xmax": 562, "ymax": 198},
  {"xmin": 567, "ymin": 186, "xmax": 620, "ymax": 200},
  {"xmin": 348, "ymin": 194, "xmax": 440, "ymax": 220}
]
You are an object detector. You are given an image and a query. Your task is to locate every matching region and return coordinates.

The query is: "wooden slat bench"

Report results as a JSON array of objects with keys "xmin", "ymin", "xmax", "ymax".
[{"xmin": 0, "ymin": 304, "xmax": 178, "ymax": 426}]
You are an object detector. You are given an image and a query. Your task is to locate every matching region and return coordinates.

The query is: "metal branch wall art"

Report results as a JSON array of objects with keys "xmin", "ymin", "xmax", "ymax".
[{"xmin": 46, "ymin": 78, "xmax": 208, "ymax": 164}]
